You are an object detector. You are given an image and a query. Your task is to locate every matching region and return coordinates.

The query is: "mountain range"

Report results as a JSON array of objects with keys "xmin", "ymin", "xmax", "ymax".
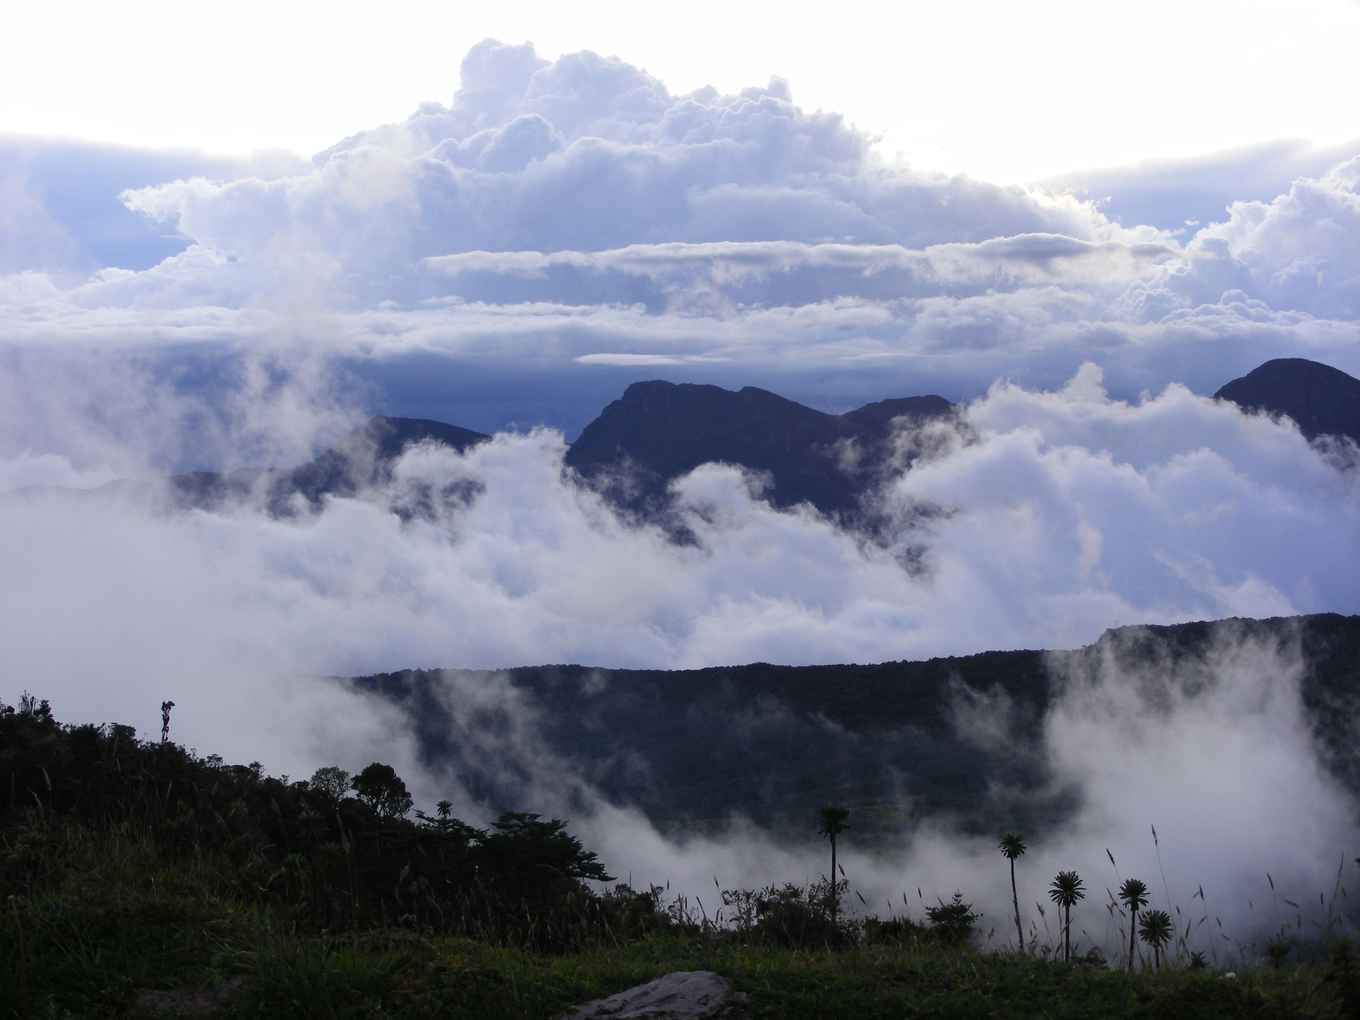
[
  {"xmin": 351, "ymin": 611, "xmax": 1360, "ymax": 845},
  {"xmin": 166, "ymin": 416, "xmax": 491, "ymax": 514},
  {"xmin": 164, "ymin": 356, "xmax": 1360, "ymax": 522}
]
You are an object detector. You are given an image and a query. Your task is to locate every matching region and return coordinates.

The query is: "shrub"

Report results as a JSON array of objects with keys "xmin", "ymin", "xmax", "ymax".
[{"xmin": 925, "ymin": 892, "xmax": 979, "ymax": 946}]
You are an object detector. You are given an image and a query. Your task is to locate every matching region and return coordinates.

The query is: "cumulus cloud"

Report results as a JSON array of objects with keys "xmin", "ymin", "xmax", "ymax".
[
  {"xmin": 1044, "ymin": 136, "xmax": 1360, "ymax": 233},
  {"xmin": 0, "ymin": 136, "xmax": 303, "ymax": 276},
  {"xmin": 0, "ymin": 39, "xmax": 1357, "ymax": 428},
  {"xmin": 112, "ymin": 39, "xmax": 1133, "ymax": 300}
]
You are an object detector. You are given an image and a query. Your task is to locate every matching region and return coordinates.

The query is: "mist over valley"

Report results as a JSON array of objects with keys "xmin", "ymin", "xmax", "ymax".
[{"xmin": 5, "ymin": 19, "xmax": 1360, "ymax": 1011}]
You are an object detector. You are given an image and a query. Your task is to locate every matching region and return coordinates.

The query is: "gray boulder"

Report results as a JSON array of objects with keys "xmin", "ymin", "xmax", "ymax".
[{"xmin": 560, "ymin": 970, "xmax": 746, "ymax": 1019}]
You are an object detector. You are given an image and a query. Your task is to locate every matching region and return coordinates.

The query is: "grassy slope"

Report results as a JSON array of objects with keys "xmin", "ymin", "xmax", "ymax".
[{"xmin": 3, "ymin": 822, "xmax": 1351, "ymax": 1020}]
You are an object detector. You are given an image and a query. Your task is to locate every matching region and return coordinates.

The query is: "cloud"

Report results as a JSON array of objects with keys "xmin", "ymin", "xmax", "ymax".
[
  {"xmin": 0, "ymin": 135, "xmax": 303, "ymax": 276},
  {"xmin": 1183, "ymin": 158, "xmax": 1360, "ymax": 318},
  {"xmin": 4, "ymin": 350, "xmax": 1359, "ymax": 961},
  {"xmin": 545, "ymin": 624, "xmax": 1360, "ymax": 962},
  {"xmin": 0, "ymin": 39, "xmax": 1357, "ymax": 434},
  {"xmin": 2, "ymin": 34, "xmax": 1359, "ymax": 969},
  {"xmin": 1043, "ymin": 136, "xmax": 1360, "ymax": 233},
  {"xmin": 6, "ymin": 361, "xmax": 1357, "ymax": 683},
  {"xmin": 113, "ymin": 39, "xmax": 1136, "ymax": 299}
]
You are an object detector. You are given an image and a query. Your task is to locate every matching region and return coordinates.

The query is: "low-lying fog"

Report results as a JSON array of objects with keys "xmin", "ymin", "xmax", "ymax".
[{"xmin": 3, "ymin": 357, "xmax": 1358, "ymax": 961}]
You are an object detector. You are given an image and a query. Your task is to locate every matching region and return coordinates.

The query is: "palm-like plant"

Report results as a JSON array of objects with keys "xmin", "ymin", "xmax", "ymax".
[
  {"xmin": 818, "ymin": 806, "xmax": 850, "ymax": 918},
  {"xmin": 1138, "ymin": 909, "xmax": 1173, "ymax": 970},
  {"xmin": 999, "ymin": 833, "xmax": 1027, "ymax": 951},
  {"xmin": 1048, "ymin": 870, "xmax": 1086, "ymax": 963},
  {"xmin": 1119, "ymin": 878, "xmax": 1150, "ymax": 973}
]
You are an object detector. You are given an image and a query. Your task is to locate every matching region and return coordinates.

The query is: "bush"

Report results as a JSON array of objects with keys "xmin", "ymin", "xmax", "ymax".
[
  {"xmin": 0, "ymin": 698, "xmax": 624, "ymax": 951},
  {"xmin": 735, "ymin": 879, "xmax": 856, "ymax": 949},
  {"xmin": 862, "ymin": 915, "xmax": 932, "ymax": 946},
  {"xmin": 925, "ymin": 892, "xmax": 980, "ymax": 946}
]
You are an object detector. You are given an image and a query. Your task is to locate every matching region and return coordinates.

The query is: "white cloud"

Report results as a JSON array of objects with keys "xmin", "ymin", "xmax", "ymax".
[
  {"xmin": 0, "ymin": 40, "xmax": 1355, "ymax": 431},
  {"xmin": 1043, "ymin": 136, "xmax": 1360, "ymax": 233},
  {"xmin": 115, "ymin": 40, "xmax": 1135, "ymax": 293},
  {"xmin": 6, "ymin": 363, "xmax": 1356, "ymax": 685}
]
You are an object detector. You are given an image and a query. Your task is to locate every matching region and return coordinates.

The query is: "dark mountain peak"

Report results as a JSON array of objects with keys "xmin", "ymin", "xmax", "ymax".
[
  {"xmin": 1225, "ymin": 357, "xmax": 1357, "ymax": 386},
  {"xmin": 840, "ymin": 395, "xmax": 954, "ymax": 431},
  {"xmin": 363, "ymin": 416, "xmax": 489, "ymax": 460},
  {"xmin": 165, "ymin": 415, "xmax": 490, "ymax": 514},
  {"xmin": 1215, "ymin": 358, "xmax": 1360, "ymax": 442},
  {"xmin": 565, "ymin": 380, "xmax": 954, "ymax": 519},
  {"xmin": 617, "ymin": 379, "xmax": 816, "ymax": 410},
  {"xmin": 619, "ymin": 379, "xmax": 691, "ymax": 399}
]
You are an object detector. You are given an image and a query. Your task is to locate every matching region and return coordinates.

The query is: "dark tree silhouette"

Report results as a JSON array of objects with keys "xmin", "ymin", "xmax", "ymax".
[
  {"xmin": 1119, "ymin": 878, "xmax": 1150, "ymax": 973},
  {"xmin": 925, "ymin": 892, "xmax": 980, "ymax": 945},
  {"xmin": 350, "ymin": 762, "xmax": 413, "ymax": 818},
  {"xmin": 160, "ymin": 700, "xmax": 175, "ymax": 744},
  {"xmin": 1048, "ymin": 869, "xmax": 1086, "ymax": 963},
  {"xmin": 998, "ymin": 832, "xmax": 1027, "ymax": 951},
  {"xmin": 475, "ymin": 812, "xmax": 613, "ymax": 912},
  {"xmin": 1138, "ymin": 908, "xmax": 1173, "ymax": 970},
  {"xmin": 17, "ymin": 691, "xmax": 51, "ymax": 721},
  {"xmin": 309, "ymin": 765, "xmax": 351, "ymax": 804},
  {"xmin": 818, "ymin": 806, "xmax": 850, "ymax": 918}
]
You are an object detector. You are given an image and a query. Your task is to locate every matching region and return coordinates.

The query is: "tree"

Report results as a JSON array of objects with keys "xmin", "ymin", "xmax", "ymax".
[
  {"xmin": 998, "ymin": 832, "xmax": 1027, "ymax": 951},
  {"xmin": 925, "ymin": 892, "xmax": 980, "ymax": 945},
  {"xmin": 1119, "ymin": 878, "xmax": 1150, "ymax": 973},
  {"xmin": 416, "ymin": 799, "xmax": 478, "ymax": 839},
  {"xmin": 160, "ymin": 700, "xmax": 176, "ymax": 744},
  {"xmin": 17, "ymin": 691, "xmax": 51, "ymax": 722},
  {"xmin": 1048, "ymin": 869, "xmax": 1086, "ymax": 963},
  {"xmin": 476, "ymin": 812, "xmax": 613, "ymax": 904},
  {"xmin": 309, "ymin": 765, "xmax": 351, "ymax": 804},
  {"xmin": 350, "ymin": 762, "xmax": 412, "ymax": 818},
  {"xmin": 817, "ymin": 806, "xmax": 850, "ymax": 918},
  {"xmin": 1138, "ymin": 909, "xmax": 1173, "ymax": 970}
]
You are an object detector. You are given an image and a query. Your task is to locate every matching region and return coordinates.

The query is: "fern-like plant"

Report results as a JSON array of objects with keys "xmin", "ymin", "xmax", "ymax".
[
  {"xmin": 999, "ymin": 833, "xmax": 1027, "ymax": 951},
  {"xmin": 817, "ymin": 806, "xmax": 850, "ymax": 918},
  {"xmin": 1119, "ymin": 878, "xmax": 1150, "ymax": 973},
  {"xmin": 1048, "ymin": 870, "xmax": 1085, "ymax": 963},
  {"xmin": 1137, "ymin": 908, "xmax": 1173, "ymax": 970}
]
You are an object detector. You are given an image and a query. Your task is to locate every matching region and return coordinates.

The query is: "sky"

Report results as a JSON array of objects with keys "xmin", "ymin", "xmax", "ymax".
[
  {"xmin": 4, "ymin": 5, "xmax": 1360, "ymax": 954},
  {"xmin": 5, "ymin": 0, "xmax": 1360, "ymax": 181}
]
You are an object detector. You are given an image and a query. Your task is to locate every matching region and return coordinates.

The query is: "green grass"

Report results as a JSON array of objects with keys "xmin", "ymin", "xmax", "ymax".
[
  {"xmin": 1, "ymin": 825, "xmax": 1351, "ymax": 1020},
  {"xmin": 1, "ymin": 710, "xmax": 1355, "ymax": 1019},
  {"xmin": 216, "ymin": 934, "xmax": 1347, "ymax": 1020}
]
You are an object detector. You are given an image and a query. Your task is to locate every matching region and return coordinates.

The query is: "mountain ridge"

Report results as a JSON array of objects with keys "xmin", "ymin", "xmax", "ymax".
[
  {"xmin": 564, "ymin": 379, "xmax": 955, "ymax": 520},
  {"xmin": 53, "ymin": 355, "xmax": 1357, "ymax": 518},
  {"xmin": 351, "ymin": 611, "xmax": 1360, "ymax": 845},
  {"xmin": 1215, "ymin": 357, "xmax": 1360, "ymax": 444}
]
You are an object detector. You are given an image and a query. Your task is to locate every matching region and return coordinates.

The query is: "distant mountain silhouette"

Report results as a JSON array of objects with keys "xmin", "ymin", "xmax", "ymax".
[
  {"xmin": 352, "ymin": 612, "xmax": 1360, "ymax": 843},
  {"xmin": 103, "ymin": 359, "xmax": 1360, "ymax": 522},
  {"xmin": 564, "ymin": 380, "xmax": 955, "ymax": 521},
  {"xmin": 169, "ymin": 416, "xmax": 489, "ymax": 512},
  {"xmin": 1215, "ymin": 358, "xmax": 1360, "ymax": 444}
]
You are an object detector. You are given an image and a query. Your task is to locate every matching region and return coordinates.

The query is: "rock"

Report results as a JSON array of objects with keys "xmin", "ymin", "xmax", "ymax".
[
  {"xmin": 560, "ymin": 970, "xmax": 747, "ymax": 1019},
  {"xmin": 132, "ymin": 976, "xmax": 246, "ymax": 1017}
]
